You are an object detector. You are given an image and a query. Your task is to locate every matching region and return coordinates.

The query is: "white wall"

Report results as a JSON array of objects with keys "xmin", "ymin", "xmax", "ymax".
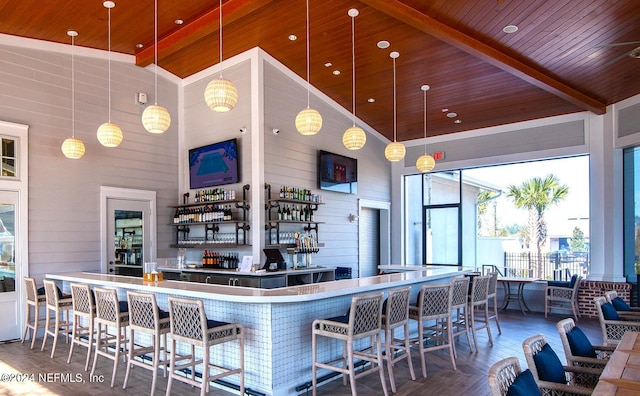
[{"xmin": 0, "ymin": 39, "xmax": 179, "ymax": 282}]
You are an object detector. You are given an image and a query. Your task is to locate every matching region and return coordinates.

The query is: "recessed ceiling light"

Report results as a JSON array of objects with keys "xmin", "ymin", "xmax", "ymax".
[
  {"xmin": 441, "ymin": 108, "xmax": 449, "ymax": 112},
  {"xmin": 377, "ymin": 40, "xmax": 390, "ymax": 49},
  {"xmin": 503, "ymin": 25, "xmax": 518, "ymax": 34},
  {"xmin": 454, "ymin": 119, "xmax": 462, "ymax": 124},
  {"xmin": 332, "ymin": 70, "xmax": 341, "ymax": 75},
  {"xmin": 324, "ymin": 62, "xmax": 332, "ymax": 67},
  {"xmin": 174, "ymin": 19, "xmax": 184, "ymax": 25},
  {"xmin": 367, "ymin": 98, "xmax": 375, "ymax": 103},
  {"xmin": 288, "ymin": 34, "xmax": 297, "ymax": 41},
  {"xmin": 447, "ymin": 112, "xmax": 457, "ymax": 118},
  {"xmin": 136, "ymin": 43, "xmax": 144, "ymax": 48}
]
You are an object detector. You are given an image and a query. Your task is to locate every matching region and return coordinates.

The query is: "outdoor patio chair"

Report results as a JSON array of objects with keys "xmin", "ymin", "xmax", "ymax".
[
  {"xmin": 556, "ymin": 318, "xmax": 614, "ymax": 370},
  {"xmin": 545, "ymin": 275, "xmax": 581, "ymax": 320},
  {"xmin": 522, "ymin": 334, "xmax": 600, "ymax": 395},
  {"xmin": 593, "ymin": 296, "xmax": 640, "ymax": 346}
]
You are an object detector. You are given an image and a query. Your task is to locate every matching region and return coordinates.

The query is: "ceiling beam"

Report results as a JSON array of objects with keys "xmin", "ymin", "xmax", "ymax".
[
  {"xmin": 135, "ymin": 0, "xmax": 273, "ymax": 68},
  {"xmin": 362, "ymin": 0, "xmax": 607, "ymax": 115}
]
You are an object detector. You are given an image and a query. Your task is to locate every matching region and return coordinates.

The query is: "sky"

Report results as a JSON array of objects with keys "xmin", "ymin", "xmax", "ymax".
[{"xmin": 464, "ymin": 155, "xmax": 590, "ymax": 238}]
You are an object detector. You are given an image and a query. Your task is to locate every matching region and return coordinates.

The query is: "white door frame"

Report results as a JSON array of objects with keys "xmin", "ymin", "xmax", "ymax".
[
  {"xmin": 100, "ymin": 187, "xmax": 156, "ymax": 274},
  {"xmin": 0, "ymin": 120, "xmax": 28, "ymax": 341},
  {"xmin": 358, "ymin": 199, "xmax": 391, "ymax": 267}
]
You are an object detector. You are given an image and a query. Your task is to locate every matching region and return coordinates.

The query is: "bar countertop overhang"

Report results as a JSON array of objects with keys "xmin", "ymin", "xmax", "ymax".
[{"xmin": 46, "ymin": 265, "xmax": 471, "ymax": 303}]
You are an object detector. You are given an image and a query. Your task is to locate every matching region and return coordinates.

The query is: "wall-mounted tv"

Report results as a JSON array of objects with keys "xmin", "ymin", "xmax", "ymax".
[
  {"xmin": 189, "ymin": 138, "xmax": 239, "ymax": 189},
  {"xmin": 318, "ymin": 150, "xmax": 357, "ymax": 194}
]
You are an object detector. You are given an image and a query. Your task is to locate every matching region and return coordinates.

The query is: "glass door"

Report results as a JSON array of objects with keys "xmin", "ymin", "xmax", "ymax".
[
  {"xmin": 0, "ymin": 191, "xmax": 18, "ymax": 341},
  {"xmin": 106, "ymin": 198, "xmax": 151, "ymax": 277}
]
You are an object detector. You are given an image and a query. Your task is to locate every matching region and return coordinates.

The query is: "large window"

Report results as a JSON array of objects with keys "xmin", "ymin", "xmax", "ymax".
[
  {"xmin": 405, "ymin": 156, "xmax": 590, "ymax": 277},
  {"xmin": 623, "ymin": 147, "xmax": 640, "ymax": 282},
  {"xmin": 405, "ymin": 171, "xmax": 462, "ymax": 266}
]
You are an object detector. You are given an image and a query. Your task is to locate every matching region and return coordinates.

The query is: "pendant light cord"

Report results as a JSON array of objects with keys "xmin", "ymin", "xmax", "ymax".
[
  {"xmin": 351, "ymin": 13, "xmax": 356, "ymax": 126},
  {"xmin": 71, "ymin": 34, "xmax": 75, "ymax": 138},
  {"xmin": 393, "ymin": 56, "xmax": 397, "ymax": 143},
  {"xmin": 423, "ymin": 88, "xmax": 427, "ymax": 154},
  {"xmin": 107, "ymin": 5, "xmax": 112, "ymax": 121},
  {"xmin": 219, "ymin": 0, "xmax": 223, "ymax": 78},
  {"xmin": 305, "ymin": 0, "xmax": 310, "ymax": 108},
  {"xmin": 154, "ymin": 0, "xmax": 158, "ymax": 105}
]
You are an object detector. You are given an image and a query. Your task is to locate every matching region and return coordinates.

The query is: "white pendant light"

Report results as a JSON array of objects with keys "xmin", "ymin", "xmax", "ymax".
[
  {"xmin": 61, "ymin": 30, "xmax": 86, "ymax": 160},
  {"xmin": 142, "ymin": 0, "xmax": 171, "ymax": 133},
  {"xmin": 342, "ymin": 9, "xmax": 366, "ymax": 150},
  {"xmin": 416, "ymin": 84, "xmax": 435, "ymax": 172},
  {"xmin": 97, "ymin": 1, "xmax": 123, "ymax": 147},
  {"xmin": 295, "ymin": 0, "xmax": 322, "ymax": 135},
  {"xmin": 204, "ymin": 0, "xmax": 238, "ymax": 112},
  {"xmin": 385, "ymin": 51, "xmax": 405, "ymax": 162}
]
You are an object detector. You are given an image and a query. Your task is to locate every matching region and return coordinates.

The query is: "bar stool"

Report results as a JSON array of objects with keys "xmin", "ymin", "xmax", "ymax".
[
  {"xmin": 123, "ymin": 290, "xmax": 171, "ymax": 395},
  {"xmin": 382, "ymin": 286, "xmax": 415, "ymax": 393},
  {"xmin": 166, "ymin": 296, "xmax": 244, "ymax": 396},
  {"xmin": 409, "ymin": 283, "xmax": 456, "ymax": 378},
  {"xmin": 312, "ymin": 292, "xmax": 388, "ymax": 396},
  {"xmin": 468, "ymin": 274, "xmax": 493, "ymax": 352},
  {"xmin": 67, "ymin": 283, "xmax": 96, "ymax": 370},
  {"xmin": 22, "ymin": 277, "xmax": 46, "ymax": 349},
  {"xmin": 91, "ymin": 287, "xmax": 130, "ymax": 388},
  {"xmin": 41, "ymin": 279, "xmax": 73, "ymax": 358},
  {"xmin": 450, "ymin": 276, "xmax": 473, "ymax": 356},
  {"xmin": 487, "ymin": 271, "xmax": 502, "ymax": 335}
]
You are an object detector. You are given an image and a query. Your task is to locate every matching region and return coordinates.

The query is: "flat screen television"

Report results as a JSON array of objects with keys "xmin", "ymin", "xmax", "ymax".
[
  {"xmin": 318, "ymin": 150, "xmax": 357, "ymax": 194},
  {"xmin": 189, "ymin": 138, "xmax": 239, "ymax": 189}
]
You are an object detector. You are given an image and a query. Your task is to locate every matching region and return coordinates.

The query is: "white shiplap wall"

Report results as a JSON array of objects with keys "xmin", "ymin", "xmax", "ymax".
[
  {"xmin": 263, "ymin": 61, "xmax": 390, "ymax": 270},
  {"xmin": 0, "ymin": 42, "xmax": 179, "ymax": 281}
]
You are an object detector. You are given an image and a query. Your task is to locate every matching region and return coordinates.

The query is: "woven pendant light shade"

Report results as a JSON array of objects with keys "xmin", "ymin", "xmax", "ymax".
[
  {"xmin": 295, "ymin": 107, "xmax": 323, "ymax": 135},
  {"xmin": 142, "ymin": 104, "xmax": 171, "ymax": 134},
  {"xmin": 97, "ymin": 122, "xmax": 123, "ymax": 147},
  {"xmin": 342, "ymin": 126, "xmax": 366, "ymax": 150},
  {"xmin": 385, "ymin": 141, "xmax": 406, "ymax": 162},
  {"xmin": 416, "ymin": 154, "xmax": 435, "ymax": 172},
  {"xmin": 204, "ymin": 77, "xmax": 238, "ymax": 112},
  {"xmin": 61, "ymin": 137, "xmax": 86, "ymax": 160}
]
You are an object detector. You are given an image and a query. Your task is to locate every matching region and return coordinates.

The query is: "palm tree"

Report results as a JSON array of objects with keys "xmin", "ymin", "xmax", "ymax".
[{"xmin": 506, "ymin": 174, "xmax": 569, "ymax": 278}]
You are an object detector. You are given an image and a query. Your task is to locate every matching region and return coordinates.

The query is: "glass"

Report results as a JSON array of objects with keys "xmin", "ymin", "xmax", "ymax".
[
  {"xmin": 0, "ymin": 203, "xmax": 15, "ymax": 294},
  {"xmin": 143, "ymin": 262, "xmax": 163, "ymax": 282}
]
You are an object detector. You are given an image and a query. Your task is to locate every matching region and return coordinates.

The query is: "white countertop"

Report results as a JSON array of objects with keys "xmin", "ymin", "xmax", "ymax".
[{"xmin": 47, "ymin": 266, "xmax": 470, "ymax": 303}]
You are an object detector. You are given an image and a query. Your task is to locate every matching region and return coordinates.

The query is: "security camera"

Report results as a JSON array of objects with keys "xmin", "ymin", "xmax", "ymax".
[
  {"xmin": 272, "ymin": 128, "xmax": 280, "ymax": 135},
  {"xmin": 239, "ymin": 126, "xmax": 247, "ymax": 134}
]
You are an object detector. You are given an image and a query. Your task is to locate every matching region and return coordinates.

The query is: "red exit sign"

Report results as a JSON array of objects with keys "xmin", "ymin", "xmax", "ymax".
[{"xmin": 432, "ymin": 151, "xmax": 445, "ymax": 161}]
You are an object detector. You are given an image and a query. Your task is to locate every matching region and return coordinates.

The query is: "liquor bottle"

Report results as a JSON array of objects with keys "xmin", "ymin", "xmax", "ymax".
[
  {"xmin": 286, "ymin": 204, "xmax": 291, "ymax": 221},
  {"xmin": 277, "ymin": 205, "xmax": 283, "ymax": 221}
]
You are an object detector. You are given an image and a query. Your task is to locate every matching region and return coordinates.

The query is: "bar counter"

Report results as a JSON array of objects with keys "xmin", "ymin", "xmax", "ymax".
[{"xmin": 47, "ymin": 266, "xmax": 468, "ymax": 396}]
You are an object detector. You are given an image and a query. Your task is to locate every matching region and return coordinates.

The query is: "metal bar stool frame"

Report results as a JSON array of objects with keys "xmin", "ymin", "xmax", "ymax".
[
  {"xmin": 22, "ymin": 277, "xmax": 46, "ymax": 349},
  {"xmin": 468, "ymin": 275, "xmax": 493, "ymax": 352},
  {"xmin": 382, "ymin": 286, "xmax": 416, "ymax": 393},
  {"xmin": 409, "ymin": 283, "xmax": 456, "ymax": 378},
  {"xmin": 40, "ymin": 279, "xmax": 73, "ymax": 358},
  {"xmin": 450, "ymin": 276, "xmax": 473, "ymax": 356},
  {"xmin": 91, "ymin": 287, "xmax": 130, "ymax": 388},
  {"xmin": 312, "ymin": 292, "xmax": 388, "ymax": 396},
  {"xmin": 67, "ymin": 283, "xmax": 96, "ymax": 371},
  {"xmin": 166, "ymin": 296, "xmax": 244, "ymax": 396},
  {"xmin": 123, "ymin": 290, "xmax": 171, "ymax": 395}
]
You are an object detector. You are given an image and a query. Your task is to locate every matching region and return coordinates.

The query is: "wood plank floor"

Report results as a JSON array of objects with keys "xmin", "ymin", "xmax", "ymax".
[{"xmin": 0, "ymin": 310, "xmax": 601, "ymax": 395}]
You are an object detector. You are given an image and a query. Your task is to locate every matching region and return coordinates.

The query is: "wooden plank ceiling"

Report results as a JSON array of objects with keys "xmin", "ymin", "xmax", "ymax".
[{"xmin": 1, "ymin": 0, "xmax": 639, "ymax": 142}]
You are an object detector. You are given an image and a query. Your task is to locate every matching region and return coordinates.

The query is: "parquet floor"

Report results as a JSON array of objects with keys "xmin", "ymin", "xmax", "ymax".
[{"xmin": 0, "ymin": 311, "xmax": 600, "ymax": 396}]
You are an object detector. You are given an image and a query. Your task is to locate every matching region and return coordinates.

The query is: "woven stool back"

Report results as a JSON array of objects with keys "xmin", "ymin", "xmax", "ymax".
[
  {"xmin": 384, "ymin": 286, "xmax": 411, "ymax": 328},
  {"xmin": 70, "ymin": 283, "xmax": 94, "ymax": 315},
  {"xmin": 451, "ymin": 277, "xmax": 470, "ymax": 309},
  {"xmin": 349, "ymin": 292, "xmax": 383, "ymax": 338}
]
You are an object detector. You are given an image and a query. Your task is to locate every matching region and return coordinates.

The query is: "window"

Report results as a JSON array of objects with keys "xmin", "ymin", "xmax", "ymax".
[
  {"xmin": 623, "ymin": 147, "xmax": 640, "ymax": 282},
  {"xmin": 0, "ymin": 137, "xmax": 17, "ymax": 178}
]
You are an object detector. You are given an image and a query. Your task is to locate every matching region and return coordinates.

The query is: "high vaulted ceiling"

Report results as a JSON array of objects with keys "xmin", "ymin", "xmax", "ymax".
[{"xmin": 1, "ymin": 0, "xmax": 640, "ymax": 142}]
